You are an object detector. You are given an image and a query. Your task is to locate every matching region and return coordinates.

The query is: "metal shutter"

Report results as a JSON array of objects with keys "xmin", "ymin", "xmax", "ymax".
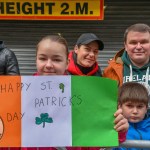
[{"xmin": 0, "ymin": 0, "xmax": 150, "ymax": 75}]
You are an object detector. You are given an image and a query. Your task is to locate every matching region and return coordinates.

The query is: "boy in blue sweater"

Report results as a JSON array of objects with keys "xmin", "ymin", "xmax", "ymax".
[{"xmin": 113, "ymin": 82, "xmax": 150, "ymax": 150}]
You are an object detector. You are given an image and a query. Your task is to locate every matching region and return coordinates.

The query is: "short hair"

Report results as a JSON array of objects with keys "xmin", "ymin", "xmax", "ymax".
[
  {"xmin": 118, "ymin": 82, "xmax": 149, "ymax": 107},
  {"xmin": 36, "ymin": 34, "xmax": 68, "ymax": 57},
  {"xmin": 124, "ymin": 23, "xmax": 150, "ymax": 43}
]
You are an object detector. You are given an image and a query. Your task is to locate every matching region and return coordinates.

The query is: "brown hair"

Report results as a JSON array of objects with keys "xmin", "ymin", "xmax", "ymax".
[
  {"xmin": 36, "ymin": 34, "xmax": 68, "ymax": 57},
  {"xmin": 124, "ymin": 23, "xmax": 150, "ymax": 43},
  {"xmin": 118, "ymin": 82, "xmax": 149, "ymax": 107}
]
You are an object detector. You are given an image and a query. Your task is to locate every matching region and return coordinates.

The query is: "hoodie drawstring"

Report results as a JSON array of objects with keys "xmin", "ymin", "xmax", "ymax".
[{"xmin": 129, "ymin": 64, "xmax": 133, "ymax": 82}]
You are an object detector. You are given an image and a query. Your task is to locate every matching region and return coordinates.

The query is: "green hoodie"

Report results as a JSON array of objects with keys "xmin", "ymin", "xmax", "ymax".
[{"xmin": 121, "ymin": 51, "xmax": 150, "ymax": 86}]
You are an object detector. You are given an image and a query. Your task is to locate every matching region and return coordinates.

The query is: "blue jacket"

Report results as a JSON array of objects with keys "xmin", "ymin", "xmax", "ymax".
[{"xmin": 113, "ymin": 113, "xmax": 150, "ymax": 150}]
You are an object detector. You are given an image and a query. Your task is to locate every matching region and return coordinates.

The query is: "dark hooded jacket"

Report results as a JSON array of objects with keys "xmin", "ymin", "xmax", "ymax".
[{"xmin": 0, "ymin": 41, "xmax": 20, "ymax": 75}]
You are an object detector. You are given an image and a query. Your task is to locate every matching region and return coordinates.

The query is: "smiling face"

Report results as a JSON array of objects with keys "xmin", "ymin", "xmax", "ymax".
[
  {"xmin": 124, "ymin": 31, "xmax": 150, "ymax": 67},
  {"xmin": 74, "ymin": 41, "xmax": 99, "ymax": 67},
  {"xmin": 120, "ymin": 101, "xmax": 147, "ymax": 123},
  {"xmin": 36, "ymin": 39, "xmax": 68, "ymax": 75}
]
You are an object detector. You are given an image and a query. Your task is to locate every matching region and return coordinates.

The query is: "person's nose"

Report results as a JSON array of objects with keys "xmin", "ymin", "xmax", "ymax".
[
  {"xmin": 136, "ymin": 42, "xmax": 142, "ymax": 49},
  {"xmin": 89, "ymin": 51, "xmax": 95, "ymax": 57},
  {"xmin": 46, "ymin": 59, "xmax": 53, "ymax": 68},
  {"xmin": 132, "ymin": 107, "xmax": 138, "ymax": 113}
]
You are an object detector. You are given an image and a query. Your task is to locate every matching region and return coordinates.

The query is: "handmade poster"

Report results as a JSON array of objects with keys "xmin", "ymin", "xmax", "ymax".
[{"xmin": 0, "ymin": 76, "xmax": 118, "ymax": 147}]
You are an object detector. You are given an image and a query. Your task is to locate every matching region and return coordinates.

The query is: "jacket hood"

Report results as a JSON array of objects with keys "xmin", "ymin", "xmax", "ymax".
[
  {"xmin": 111, "ymin": 48, "xmax": 150, "ymax": 93},
  {"xmin": 121, "ymin": 50, "xmax": 150, "ymax": 89}
]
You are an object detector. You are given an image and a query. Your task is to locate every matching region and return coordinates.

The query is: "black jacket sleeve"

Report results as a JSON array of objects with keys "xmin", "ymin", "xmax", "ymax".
[
  {"xmin": 0, "ymin": 40, "xmax": 20, "ymax": 75},
  {"xmin": 2, "ymin": 48, "xmax": 20, "ymax": 75}
]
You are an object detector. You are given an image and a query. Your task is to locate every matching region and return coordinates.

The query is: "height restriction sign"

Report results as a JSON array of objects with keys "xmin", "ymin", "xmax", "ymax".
[{"xmin": 0, "ymin": 0, "xmax": 104, "ymax": 20}]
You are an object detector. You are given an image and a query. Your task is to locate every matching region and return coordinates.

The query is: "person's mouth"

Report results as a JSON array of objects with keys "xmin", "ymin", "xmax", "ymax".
[
  {"xmin": 86, "ymin": 58, "xmax": 95, "ymax": 62},
  {"xmin": 130, "ymin": 116, "xmax": 139, "ymax": 120},
  {"xmin": 44, "ymin": 71, "xmax": 56, "ymax": 75}
]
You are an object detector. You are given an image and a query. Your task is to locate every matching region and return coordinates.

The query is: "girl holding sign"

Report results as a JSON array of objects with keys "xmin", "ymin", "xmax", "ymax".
[{"xmin": 33, "ymin": 34, "xmax": 127, "ymax": 149}]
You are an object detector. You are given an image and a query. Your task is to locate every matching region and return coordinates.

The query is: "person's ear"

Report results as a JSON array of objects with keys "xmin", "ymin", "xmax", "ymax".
[
  {"xmin": 118, "ymin": 103, "xmax": 121, "ymax": 109},
  {"xmin": 124, "ymin": 42, "xmax": 127, "ymax": 51},
  {"xmin": 66, "ymin": 59, "xmax": 69, "ymax": 69},
  {"xmin": 74, "ymin": 45, "xmax": 79, "ymax": 54}
]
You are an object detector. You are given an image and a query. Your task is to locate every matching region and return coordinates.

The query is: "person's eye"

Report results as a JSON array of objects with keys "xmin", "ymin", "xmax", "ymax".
[
  {"xmin": 138, "ymin": 105, "xmax": 144, "ymax": 109},
  {"xmin": 130, "ymin": 41, "xmax": 137, "ymax": 45},
  {"xmin": 126, "ymin": 104, "xmax": 133, "ymax": 108},
  {"xmin": 94, "ymin": 50, "xmax": 98, "ymax": 54},
  {"xmin": 141, "ymin": 40, "xmax": 149, "ymax": 44},
  {"xmin": 53, "ymin": 59, "xmax": 62, "ymax": 62},
  {"xmin": 85, "ymin": 47, "xmax": 90, "ymax": 52},
  {"xmin": 38, "ymin": 57, "xmax": 46, "ymax": 61}
]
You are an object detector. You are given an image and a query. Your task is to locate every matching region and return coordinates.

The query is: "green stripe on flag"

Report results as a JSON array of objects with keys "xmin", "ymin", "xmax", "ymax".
[{"xmin": 71, "ymin": 76, "xmax": 118, "ymax": 147}]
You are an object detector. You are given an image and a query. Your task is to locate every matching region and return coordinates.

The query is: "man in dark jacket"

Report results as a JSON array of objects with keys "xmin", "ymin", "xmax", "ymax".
[{"xmin": 0, "ymin": 41, "xmax": 20, "ymax": 75}]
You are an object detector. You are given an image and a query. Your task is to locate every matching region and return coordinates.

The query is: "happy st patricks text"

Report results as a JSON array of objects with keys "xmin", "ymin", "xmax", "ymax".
[{"xmin": 0, "ymin": 79, "xmax": 82, "ymax": 122}]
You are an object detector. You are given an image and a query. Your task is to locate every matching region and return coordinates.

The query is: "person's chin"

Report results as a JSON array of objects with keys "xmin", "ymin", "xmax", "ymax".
[
  {"xmin": 82, "ymin": 61, "xmax": 94, "ymax": 67},
  {"xmin": 84, "ymin": 63, "xmax": 94, "ymax": 67},
  {"xmin": 134, "ymin": 55, "xmax": 145, "ymax": 59},
  {"xmin": 129, "ymin": 118, "xmax": 141, "ymax": 123}
]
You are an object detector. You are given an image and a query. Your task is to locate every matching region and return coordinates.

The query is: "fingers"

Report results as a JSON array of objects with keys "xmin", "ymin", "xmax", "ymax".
[
  {"xmin": 114, "ymin": 113, "xmax": 129, "ymax": 132},
  {"xmin": 114, "ymin": 108, "xmax": 122, "ymax": 117},
  {"xmin": 114, "ymin": 117, "xmax": 128, "ymax": 132},
  {"xmin": 114, "ymin": 108, "xmax": 129, "ymax": 132}
]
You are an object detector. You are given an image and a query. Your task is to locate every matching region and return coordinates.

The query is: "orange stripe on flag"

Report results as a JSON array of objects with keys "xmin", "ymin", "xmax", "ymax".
[{"xmin": 0, "ymin": 76, "xmax": 21, "ymax": 147}]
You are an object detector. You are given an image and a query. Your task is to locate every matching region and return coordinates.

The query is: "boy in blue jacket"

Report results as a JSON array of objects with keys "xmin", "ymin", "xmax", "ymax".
[{"xmin": 113, "ymin": 82, "xmax": 150, "ymax": 150}]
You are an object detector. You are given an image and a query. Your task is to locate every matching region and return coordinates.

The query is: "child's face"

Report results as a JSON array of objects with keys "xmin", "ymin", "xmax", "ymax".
[
  {"xmin": 120, "ymin": 101, "xmax": 147, "ymax": 123},
  {"xmin": 36, "ymin": 39, "xmax": 68, "ymax": 75}
]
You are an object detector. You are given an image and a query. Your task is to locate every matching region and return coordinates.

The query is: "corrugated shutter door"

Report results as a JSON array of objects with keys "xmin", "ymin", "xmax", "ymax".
[
  {"xmin": 0, "ymin": 0, "xmax": 150, "ymax": 75},
  {"xmin": 13, "ymin": 47, "xmax": 36, "ymax": 75}
]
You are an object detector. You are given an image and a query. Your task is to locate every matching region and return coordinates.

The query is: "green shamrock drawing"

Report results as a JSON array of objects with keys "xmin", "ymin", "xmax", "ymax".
[
  {"xmin": 35, "ymin": 113, "xmax": 53, "ymax": 128},
  {"xmin": 59, "ymin": 83, "xmax": 65, "ymax": 93}
]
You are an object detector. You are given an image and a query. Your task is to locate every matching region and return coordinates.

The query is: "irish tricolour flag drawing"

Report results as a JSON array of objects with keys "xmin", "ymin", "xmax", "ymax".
[{"xmin": 0, "ymin": 76, "xmax": 118, "ymax": 147}]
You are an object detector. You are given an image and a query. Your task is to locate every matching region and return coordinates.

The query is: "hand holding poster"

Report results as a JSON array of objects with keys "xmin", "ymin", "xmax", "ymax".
[{"xmin": 0, "ymin": 76, "xmax": 118, "ymax": 147}]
